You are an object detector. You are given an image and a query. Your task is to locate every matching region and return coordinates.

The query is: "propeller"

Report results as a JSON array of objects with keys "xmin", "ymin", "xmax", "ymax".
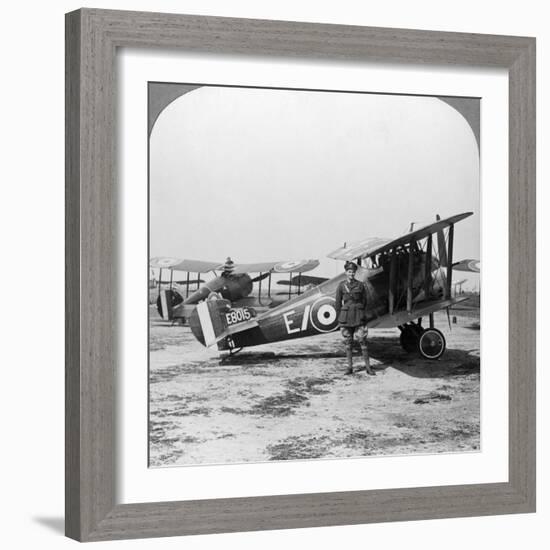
[{"xmin": 251, "ymin": 272, "xmax": 271, "ymax": 283}]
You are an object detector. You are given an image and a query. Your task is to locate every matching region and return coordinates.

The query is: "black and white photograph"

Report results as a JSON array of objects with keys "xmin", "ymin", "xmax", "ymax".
[{"xmin": 148, "ymin": 83, "xmax": 481, "ymax": 467}]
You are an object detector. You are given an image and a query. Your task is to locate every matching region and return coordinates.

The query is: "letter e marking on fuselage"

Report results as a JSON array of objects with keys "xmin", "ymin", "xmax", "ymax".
[
  {"xmin": 301, "ymin": 305, "xmax": 311, "ymax": 331},
  {"xmin": 283, "ymin": 305, "xmax": 311, "ymax": 334},
  {"xmin": 283, "ymin": 310, "xmax": 300, "ymax": 334}
]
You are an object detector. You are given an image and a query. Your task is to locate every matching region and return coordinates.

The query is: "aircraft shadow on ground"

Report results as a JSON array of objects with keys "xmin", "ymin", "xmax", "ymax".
[
  {"xmin": 220, "ymin": 350, "xmax": 344, "ymax": 364},
  {"xmin": 367, "ymin": 337, "xmax": 480, "ymax": 379},
  {"xmin": 219, "ymin": 335, "xmax": 480, "ymax": 379}
]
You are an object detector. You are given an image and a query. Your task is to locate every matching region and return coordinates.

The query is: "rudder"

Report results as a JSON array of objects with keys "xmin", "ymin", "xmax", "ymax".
[{"xmin": 189, "ymin": 299, "xmax": 231, "ymax": 347}]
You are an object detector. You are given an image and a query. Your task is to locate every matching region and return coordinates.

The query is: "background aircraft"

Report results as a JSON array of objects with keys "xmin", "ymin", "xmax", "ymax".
[
  {"xmin": 452, "ymin": 279, "xmax": 468, "ymax": 296},
  {"xmin": 184, "ymin": 213, "xmax": 479, "ymax": 360},
  {"xmin": 150, "ymin": 257, "xmax": 320, "ymax": 323}
]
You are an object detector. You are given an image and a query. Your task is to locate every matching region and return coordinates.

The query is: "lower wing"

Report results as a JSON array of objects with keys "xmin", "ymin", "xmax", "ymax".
[{"xmin": 367, "ymin": 297, "xmax": 469, "ymax": 329}]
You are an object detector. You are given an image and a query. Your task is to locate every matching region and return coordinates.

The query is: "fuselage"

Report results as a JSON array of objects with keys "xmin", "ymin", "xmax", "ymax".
[{"xmin": 209, "ymin": 254, "xmax": 447, "ymax": 350}]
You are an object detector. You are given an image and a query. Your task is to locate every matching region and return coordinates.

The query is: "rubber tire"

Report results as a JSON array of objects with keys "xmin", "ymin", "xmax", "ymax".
[{"xmin": 418, "ymin": 328, "xmax": 446, "ymax": 360}]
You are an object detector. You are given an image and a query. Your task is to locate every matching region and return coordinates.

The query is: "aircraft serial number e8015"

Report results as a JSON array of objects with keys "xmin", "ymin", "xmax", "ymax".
[{"xmin": 225, "ymin": 307, "xmax": 254, "ymax": 326}]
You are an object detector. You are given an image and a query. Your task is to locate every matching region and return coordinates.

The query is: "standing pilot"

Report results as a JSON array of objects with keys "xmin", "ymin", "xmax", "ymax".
[{"xmin": 335, "ymin": 261, "xmax": 375, "ymax": 376}]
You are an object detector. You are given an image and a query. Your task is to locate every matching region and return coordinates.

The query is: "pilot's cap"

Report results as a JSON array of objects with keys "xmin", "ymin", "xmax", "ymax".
[
  {"xmin": 223, "ymin": 257, "xmax": 235, "ymax": 272},
  {"xmin": 344, "ymin": 261, "xmax": 358, "ymax": 272}
]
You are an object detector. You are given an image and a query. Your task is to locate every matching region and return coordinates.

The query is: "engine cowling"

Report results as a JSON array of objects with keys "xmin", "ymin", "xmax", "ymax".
[{"xmin": 184, "ymin": 273, "xmax": 253, "ymax": 304}]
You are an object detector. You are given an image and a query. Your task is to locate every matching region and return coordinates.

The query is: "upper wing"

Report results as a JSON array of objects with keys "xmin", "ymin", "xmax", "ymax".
[
  {"xmin": 452, "ymin": 259, "xmax": 480, "ymax": 273},
  {"xmin": 233, "ymin": 259, "xmax": 319, "ymax": 274},
  {"xmin": 328, "ymin": 212, "xmax": 473, "ymax": 261},
  {"xmin": 149, "ymin": 257, "xmax": 222, "ymax": 273},
  {"xmin": 150, "ymin": 257, "xmax": 319, "ymax": 274},
  {"xmin": 327, "ymin": 237, "xmax": 392, "ymax": 262}
]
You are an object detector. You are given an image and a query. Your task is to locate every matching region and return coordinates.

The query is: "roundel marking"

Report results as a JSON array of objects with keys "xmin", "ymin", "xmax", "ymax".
[
  {"xmin": 152, "ymin": 257, "xmax": 181, "ymax": 268},
  {"xmin": 310, "ymin": 296, "xmax": 339, "ymax": 333},
  {"xmin": 468, "ymin": 260, "xmax": 480, "ymax": 273},
  {"xmin": 275, "ymin": 260, "xmax": 303, "ymax": 271},
  {"xmin": 317, "ymin": 304, "xmax": 336, "ymax": 325}
]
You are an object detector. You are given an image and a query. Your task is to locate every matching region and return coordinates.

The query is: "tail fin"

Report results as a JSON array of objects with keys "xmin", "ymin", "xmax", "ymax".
[
  {"xmin": 189, "ymin": 299, "xmax": 232, "ymax": 347},
  {"xmin": 156, "ymin": 288, "xmax": 184, "ymax": 320},
  {"xmin": 189, "ymin": 299, "xmax": 260, "ymax": 349}
]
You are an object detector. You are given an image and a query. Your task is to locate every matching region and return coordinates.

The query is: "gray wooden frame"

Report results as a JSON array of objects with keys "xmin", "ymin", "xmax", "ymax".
[{"xmin": 65, "ymin": 8, "xmax": 536, "ymax": 542}]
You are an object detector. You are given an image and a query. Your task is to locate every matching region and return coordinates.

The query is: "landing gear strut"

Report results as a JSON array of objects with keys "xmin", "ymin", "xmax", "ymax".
[{"xmin": 399, "ymin": 323, "xmax": 424, "ymax": 353}]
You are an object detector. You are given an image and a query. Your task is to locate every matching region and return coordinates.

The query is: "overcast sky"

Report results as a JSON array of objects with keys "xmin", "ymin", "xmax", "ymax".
[{"xmin": 150, "ymin": 86, "xmax": 479, "ymax": 285}]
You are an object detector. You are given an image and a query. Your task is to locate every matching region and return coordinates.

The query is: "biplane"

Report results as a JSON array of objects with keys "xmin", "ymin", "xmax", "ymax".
[
  {"xmin": 452, "ymin": 279, "xmax": 468, "ymax": 296},
  {"xmin": 150, "ymin": 257, "xmax": 320, "ymax": 323},
  {"xmin": 185, "ymin": 212, "xmax": 479, "ymax": 360}
]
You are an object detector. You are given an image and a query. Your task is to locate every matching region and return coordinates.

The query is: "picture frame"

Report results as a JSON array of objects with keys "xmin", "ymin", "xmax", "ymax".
[{"xmin": 65, "ymin": 8, "xmax": 535, "ymax": 542}]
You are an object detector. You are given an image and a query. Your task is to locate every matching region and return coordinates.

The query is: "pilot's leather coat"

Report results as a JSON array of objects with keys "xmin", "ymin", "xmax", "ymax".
[{"xmin": 335, "ymin": 279, "xmax": 367, "ymax": 327}]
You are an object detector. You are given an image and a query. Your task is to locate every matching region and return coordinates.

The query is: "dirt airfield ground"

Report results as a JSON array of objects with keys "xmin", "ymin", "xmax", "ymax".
[{"xmin": 149, "ymin": 306, "xmax": 480, "ymax": 467}]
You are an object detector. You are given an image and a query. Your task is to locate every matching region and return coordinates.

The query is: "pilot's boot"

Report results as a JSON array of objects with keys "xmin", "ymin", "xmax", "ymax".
[
  {"xmin": 362, "ymin": 346, "xmax": 375, "ymax": 375},
  {"xmin": 345, "ymin": 349, "xmax": 354, "ymax": 375}
]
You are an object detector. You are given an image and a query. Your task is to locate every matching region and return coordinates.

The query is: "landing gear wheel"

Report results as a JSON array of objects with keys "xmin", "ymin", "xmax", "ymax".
[
  {"xmin": 399, "ymin": 324, "xmax": 424, "ymax": 352},
  {"xmin": 418, "ymin": 328, "xmax": 446, "ymax": 360}
]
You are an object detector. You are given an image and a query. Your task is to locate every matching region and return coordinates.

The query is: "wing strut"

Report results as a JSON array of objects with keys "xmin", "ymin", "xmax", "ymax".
[
  {"xmin": 436, "ymin": 214, "xmax": 448, "ymax": 267},
  {"xmin": 288, "ymin": 272, "xmax": 293, "ymax": 300},
  {"xmin": 407, "ymin": 242, "xmax": 414, "ymax": 313},
  {"xmin": 388, "ymin": 248, "xmax": 396, "ymax": 315},
  {"xmin": 445, "ymin": 225, "xmax": 454, "ymax": 299},
  {"xmin": 425, "ymin": 233, "xmax": 432, "ymax": 298}
]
